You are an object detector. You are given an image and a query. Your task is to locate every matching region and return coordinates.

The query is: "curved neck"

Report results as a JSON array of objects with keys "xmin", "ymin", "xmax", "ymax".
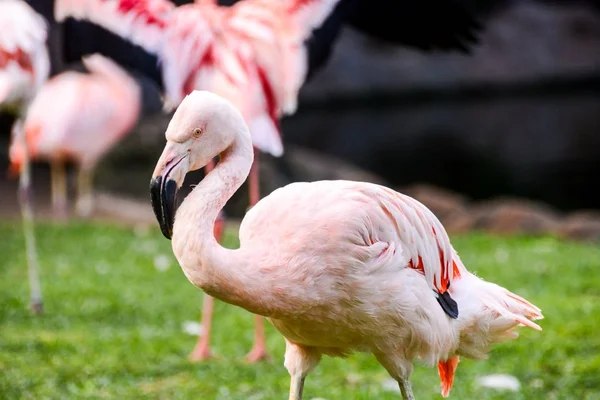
[
  {"xmin": 171, "ymin": 136, "xmax": 273, "ymax": 315},
  {"xmin": 101, "ymin": 74, "xmax": 141, "ymax": 135}
]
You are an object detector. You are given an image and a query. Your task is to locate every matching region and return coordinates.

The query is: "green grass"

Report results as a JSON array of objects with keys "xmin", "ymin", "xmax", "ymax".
[{"xmin": 1, "ymin": 221, "xmax": 599, "ymax": 400}]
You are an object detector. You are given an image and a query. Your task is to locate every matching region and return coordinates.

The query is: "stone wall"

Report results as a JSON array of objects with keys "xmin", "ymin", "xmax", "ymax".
[{"xmin": 402, "ymin": 184, "xmax": 600, "ymax": 242}]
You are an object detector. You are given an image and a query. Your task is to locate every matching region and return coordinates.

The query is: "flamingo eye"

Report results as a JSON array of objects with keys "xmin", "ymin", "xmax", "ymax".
[{"xmin": 192, "ymin": 127, "xmax": 203, "ymax": 138}]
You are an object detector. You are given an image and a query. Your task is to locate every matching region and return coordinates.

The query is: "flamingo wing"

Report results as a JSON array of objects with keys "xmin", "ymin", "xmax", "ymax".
[
  {"xmin": 54, "ymin": 0, "xmax": 175, "ymax": 56},
  {"xmin": 23, "ymin": 71, "xmax": 126, "ymax": 165},
  {"xmin": 160, "ymin": 4, "xmax": 216, "ymax": 109},
  {"xmin": 240, "ymin": 180, "xmax": 456, "ymax": 300},
  {"xmin": 221, "ymin": 0, "xmax": 345, "ymax": 119}
]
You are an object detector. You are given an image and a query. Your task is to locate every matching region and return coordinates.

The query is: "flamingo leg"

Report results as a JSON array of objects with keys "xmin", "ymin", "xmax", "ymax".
[
  {"xmin": 189, "ymin": 292, "xmax": 216, "ymax": 361},
  {"xmin": 289, "ymin": 376, "xmax": 306, "ymax": 400},
  {"xmin": 13, "ymin": 120, "xmax": 43, "ymax": 314},
  {"xmin": 374, "ymin": 352, "xmax": 416, "ymax": 400},
  {"xmin": 75, "ymin": 166, "xmax": 94, "ymax": 218},
  {"xmin": 398, "ymin": 378, "xmax": 416, "ymax": 400},
  {"xmin": 50, "ymin": 159, "xmax": 68, "ymax": 220},
  {"xmin": 189, "ymin": 159, "xmax": 223, "ymax": 362},
  {"xmin": 284, "ymin": 341, "xmax": 321, "ymax": 400},
  {"xmin": 245, "ymin": 150, "xmax": 270, "ymax": 363}
]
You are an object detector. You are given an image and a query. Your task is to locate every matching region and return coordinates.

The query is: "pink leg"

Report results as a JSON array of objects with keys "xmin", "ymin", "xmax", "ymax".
[
  {"xmin": 189, "ymin": 294, "xmax": 215, "ymax": 362},
  {"xmin": 13, "ymin": 120, "xmax": 43, "ymax": 314},
  {"xmin": 50, "ymin": 160, "xmax": 68, "ymax": 221},
  {"xmin": 245, "ymin": 150, "xmax": 270, "ymax": 363},
  {"xmin": 189, "ymin": 159, "xmax": 225, "ymax": 362}
]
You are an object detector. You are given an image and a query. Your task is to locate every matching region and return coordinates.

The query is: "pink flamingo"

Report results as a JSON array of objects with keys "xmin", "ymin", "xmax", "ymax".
[
  {"xmin": 1, "ymin": 0, "xmax": 51, "ymax": 314},
  {"xmin": 150, "ymin": 91, "xmax": 543, "ymax": 400},
  {"xmin": 56, "ymin": 0, "xmax": 345, "ymax": 362},
  {"xmin": 9, "ymin": 53, "xmax": 141, "ymax": 218}
]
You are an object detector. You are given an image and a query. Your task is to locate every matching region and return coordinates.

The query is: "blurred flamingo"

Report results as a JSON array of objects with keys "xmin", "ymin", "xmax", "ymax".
[
  {"xmin": 55, "ymin": 0, "xmax": 484, "ymax": 363},
  {"xmin": 9, "ymin": 53, "xmax": 141, "ymax": 218},
  {"xmin": 150, "ymin": 90, "xmax": 543, "ymax": 400},
  {"xmin": 1, "ymin": 0, "xmax": 51, "ymax": 314}
]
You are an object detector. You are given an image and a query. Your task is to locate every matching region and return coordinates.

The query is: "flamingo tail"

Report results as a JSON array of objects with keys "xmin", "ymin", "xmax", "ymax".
[{"xmin": 436, "ymin": 257, "xmax": 543, "ymax": 397}]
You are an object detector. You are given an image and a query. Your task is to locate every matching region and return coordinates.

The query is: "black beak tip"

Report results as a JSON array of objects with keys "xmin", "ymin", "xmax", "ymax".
[
  {"xmin": 161, "ymin": 226, "xmax": 173, "ymax": 240},
  {"xmin": 150, "ymin": 175, "xmax": 176, "ymax": 240},
  {"xmin": 150, "ymin": 176, "xmax": 163, "ymax": 223}
]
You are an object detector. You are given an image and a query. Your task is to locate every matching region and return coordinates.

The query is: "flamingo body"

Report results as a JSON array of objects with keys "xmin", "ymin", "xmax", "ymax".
[
  {"xmin": 9, "ymin": 54, "xmax": 140, "ymax": 172},
  {"xmin": 150, "ymin": 91, "xmax": 543, "ymax": 399},
  {"xmin": 241, "ymin": 179, "xmax": 541, "ymax": 360},
  {"xmin": 9, "ymin": 54, "xmax": 141, "ymax": 218}
]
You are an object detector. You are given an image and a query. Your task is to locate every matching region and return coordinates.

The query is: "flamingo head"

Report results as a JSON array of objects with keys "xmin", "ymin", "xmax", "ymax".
[{"xmin": 150, "ymin": 90, "xmax": 252, "ymax": 239}]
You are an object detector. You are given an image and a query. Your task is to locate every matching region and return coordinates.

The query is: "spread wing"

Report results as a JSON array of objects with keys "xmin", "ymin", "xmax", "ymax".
[
  {"xmin": 54, "ymin": 0, "xmax": 175, "ymax": 55},
  {"xmin": 160, "ymin": 4, "xmax": 216, "ymax": 109},
  {"xmin": 281, "ymin": 0, "xmax": 345, "ymax": 114},
  {"xmin": 242, "ymin": 180, "xmax": 457, "ymax": 295},
  {"xmin": 223, "ymin": 0, "xmax": 344, "ymax": 116}
]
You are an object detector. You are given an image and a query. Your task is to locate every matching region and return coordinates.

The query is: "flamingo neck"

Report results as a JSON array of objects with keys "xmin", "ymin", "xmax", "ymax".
[
  {"xmin": 171, "ymin": 135, "xmax": 272, "ymax": 315},
  {"xmin": 108, "ymin": 76, "xmax": 141, "ymax": 135}
]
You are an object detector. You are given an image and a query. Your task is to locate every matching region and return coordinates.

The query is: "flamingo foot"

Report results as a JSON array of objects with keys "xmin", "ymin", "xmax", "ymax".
[
  {"xmin": 75, "ymin": 195, "xmax": 94, "ymax": 219},
  {"xmin": 29, "ymin": 299, "xmax": 44, "ymax": 315},
  {"xmin": 245, "ymin": 344, "xmax": 271, "ymax": 364},
  {"xmin": 188, "ymin": 342, "xmax": 214, "ymax": 362}
]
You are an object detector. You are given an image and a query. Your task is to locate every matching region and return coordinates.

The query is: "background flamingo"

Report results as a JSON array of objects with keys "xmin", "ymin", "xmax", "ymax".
[
  {"xmin": 149, "ymin": 90, "xmax": 543, "ymax": 400},
  {"xmin": 1, "ymin": 0, "xmax": 51, "ymax": 314},
  {"xmin": 54, "ymin": 0, "xmax": 485, "ymax": 363},
  {"xmin": 9, "ymin": 53, "xmax": 141, "ymax": 218}
]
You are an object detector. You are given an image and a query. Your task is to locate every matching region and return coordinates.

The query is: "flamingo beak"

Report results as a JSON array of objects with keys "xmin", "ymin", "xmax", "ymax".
[{"xmin": 150, "ymin": 142, "xmax": 188, "ymax": 240}]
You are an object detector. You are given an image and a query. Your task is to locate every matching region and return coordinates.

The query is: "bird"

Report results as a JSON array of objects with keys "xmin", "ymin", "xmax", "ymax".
[
  {"xmin": 54, "ymin": 0, "xmax": 347, "ymax": 363},
  {"xmin": 8, "ymin": 53, "xmax": 142, "ymax": 219},
  {"xmin": 149, "ymin": 90, "xmax": 543, "ymax": 400},
  {"xmin": 1, "ymin": 0, "xmax": 51, "ymax": 315},
  {"xmin": 55, "ymin": 0, "xmax": 485, "ymax": 363}
]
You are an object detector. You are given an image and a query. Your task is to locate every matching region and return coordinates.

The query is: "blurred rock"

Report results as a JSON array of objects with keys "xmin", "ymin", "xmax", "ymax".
[
  {"xmin": 475, "ymin": 374, "xmax": 521, "ymax": 392},
  {"xmin": 556, "ymin": 211, "xmax": 600, "ymax": 241},
  {"xmin": 399, "ymin": 184, "xmax": 474, "ymax": 233},
  {"xmin": 182, "ymin": 321, "xmax": 203, "ymax": 336},
  {"xmin": 470, "ymin": 198, "xmax": 561, "ymax": 235}
]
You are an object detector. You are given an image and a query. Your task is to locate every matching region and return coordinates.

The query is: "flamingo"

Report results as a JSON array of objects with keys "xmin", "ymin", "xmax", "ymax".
[
  {"xmin": 55, "ymin": 0, "xmax": 484, "ymax": 363},
  {"xmin": 1, "ymin": 0, "xmax": 51, "ymax": 314},
  {"xmin": 55, "ymin": 0, "xmax": 347, "ymax": 363},
  {"xmin": 8, "ymin": 53, "xmax": 142, "ymax": 218},
  {"xmin": 149, "ymin": 90, "xmax": 543, "ymax": 400}
]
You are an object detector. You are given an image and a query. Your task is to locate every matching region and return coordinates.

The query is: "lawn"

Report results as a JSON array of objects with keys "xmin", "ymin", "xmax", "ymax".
[{"xmin": 1, "ymin": 221, "xmax": 599, "ymax": 400}]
